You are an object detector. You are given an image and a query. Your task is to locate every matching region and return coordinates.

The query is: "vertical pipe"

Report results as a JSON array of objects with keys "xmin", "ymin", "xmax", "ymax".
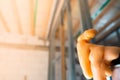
[
  {"xmin": 78, "ymin": 0, "xmax": 92, "ymax": 33},
  {"xmin": 75, "ymin": 0, "xmax": 94, "ymax": 43},
  {"xmin": 47, "ymin": 0, "xmax": 59, "ymax": 39},
  {"xmin": 60, "ymin": 10, "xmax": 66, "ymax": 80},
  {"xmin": 60, "ymin": 23, "xmax": 66, "ymax": 80},
  {"xmin": 48, "ymin": 1, "xmax": 60, "ymax": 80},
  {"xmin": 66, "ymin": 1, "xmax": 76, "ymax": 80},
  {"xmin": 48, "ymin": 30, "xmax": 56, "ymax": 80},
  {"xmin": 77, "ymin": 0, "xmax": 93, "ymax": 79}
]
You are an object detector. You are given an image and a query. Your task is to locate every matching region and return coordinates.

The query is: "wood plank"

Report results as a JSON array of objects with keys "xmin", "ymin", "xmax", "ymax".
[
  {"xmin": 12, "ymin": 0, "xmax": 22, "ymax": 34},
  {"xmin": 35, "ymin": 0, "xmax": 54, "ymax": 39},
  {"xmin": 0, "ymin": 0, "xmax": 20, "ymax": 33},
  {"xmin": 16, "ymin": 0, "xmax": 34, "ymax": 35},
  {"xmin": 0, "ymin": 12, "xmax": 10, "ymax": 32},
  {"xmin": 30, "ymin": 0, "xmax": 35, "ymax": 35}
]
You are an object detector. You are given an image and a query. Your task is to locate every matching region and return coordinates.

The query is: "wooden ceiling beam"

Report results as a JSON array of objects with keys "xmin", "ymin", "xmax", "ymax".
[
  {"xmin": 0, "ymin": 42, "xmax": 48, "ymax": 50},
  {"xmin": 30, "ymin": 0, "xmax": 35, "ymax": 35},
  {"xmin": 12, "ymin": 0, "xmax": 22, "ymax": 34},
  {"xmin": 0, "ymin": 12, "xmax": 10, "ymax": 32}
]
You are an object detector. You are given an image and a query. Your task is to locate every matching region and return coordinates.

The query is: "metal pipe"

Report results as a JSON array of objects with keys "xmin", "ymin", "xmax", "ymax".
[
  {"xmin": 92, "ymin": 0, "xmax": 111, "ymax": 20},
  {"xmin": 75, "ymin": 0, "xmax": 115, "ymax": 39},
  {"xmin": 47, "ymin": 1, "xmax": 63, "ymax": 79},
  {"xmin": 60, "ymin": 10, "xmax": 66, "ymax": 80},
  {"xmin": 75, "ymin": 0, "xmax": 93, "ymax": 39},
  {"xmin": 60, "ymin": 22, "xmax": 66, "ymax": 80},
  {"xmin": 66, "ymin": 1, "xmax": 76, "ymax": 80},
  {"xmin": 78, "ymin": 0, "xmax": 92, "ymax": 33},
  {"xmin": 48, "ymin": 7, "xmax": 62, "ymax": 80},
  {"xmin": 47, "ymin": 0, "xmax": 59, "ymax": 39},
  {"xmin": 48, "ymin": 30, "xmax": 56, "ymax": 80},
  {"xmin": 48, "ymin": 1, "xmax": 66, "ymax": 80},
  {"xmin": 48, "ymin": 4, "xmax": 65, "ymax": 79},
  {"xmin": 93, "ymin": 0, "xmax": 116, "ymax": 25},
  {"xmin": 98, "ymin": 13, "xmax": 120, "ymax": 34},
  {"xmin": 77, "ymin": 0, "xmax": 94, "ymax": 79},
  {"xmin": 95, "ymin": 23, "xmax": 120, "ymax": 43}
]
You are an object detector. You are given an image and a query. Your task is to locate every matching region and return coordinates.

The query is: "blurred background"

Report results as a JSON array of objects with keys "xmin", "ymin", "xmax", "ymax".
[{"xmin": 0, "ymin": 0, "xmax": 119, "ymax": 80}]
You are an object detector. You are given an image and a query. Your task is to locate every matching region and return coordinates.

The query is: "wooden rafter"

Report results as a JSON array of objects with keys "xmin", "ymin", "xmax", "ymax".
[
  {"xmin": 30, "ymin": 0, "xmax": 35, "ymax": 35},
  {"xmin": 12, "ymin": 0, "xmax": 22, "ymax": 34},
  {"xmin": 0, "ymin": 12, "xmax": 10, "ymax": 32}
]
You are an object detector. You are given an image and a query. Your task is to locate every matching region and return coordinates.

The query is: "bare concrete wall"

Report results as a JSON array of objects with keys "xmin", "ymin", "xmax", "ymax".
[{"xmin": 0, "ymin": 47, "xmax": 48, "ymax": 80}]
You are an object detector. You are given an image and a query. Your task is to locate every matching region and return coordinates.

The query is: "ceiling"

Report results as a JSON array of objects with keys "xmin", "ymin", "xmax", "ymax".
[
  {"xmin": 0, "ymin": 0, "xmax": 119, "ymax": 45},
  {"xmin": 0, "ymin": 0, "xmax": 54, "ymax": 40}
]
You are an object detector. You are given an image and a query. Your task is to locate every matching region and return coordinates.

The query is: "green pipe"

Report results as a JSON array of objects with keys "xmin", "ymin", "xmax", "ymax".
[
  {"xmin": 75, "ymin": 0, "xmax": 111, "ymax": 39},
  {"xmin": 34, "ymin": 0, "xmax": 38, "ymax": 27},
  {"xmin": 92, "ymin": 0, "xmax": 111, "ymax": 20}
]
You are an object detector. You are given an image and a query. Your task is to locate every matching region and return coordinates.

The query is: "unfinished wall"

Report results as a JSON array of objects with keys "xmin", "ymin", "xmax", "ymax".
[{"xmin": 0, "ymin": 47, "xmax": 48, "ymax": 80}]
